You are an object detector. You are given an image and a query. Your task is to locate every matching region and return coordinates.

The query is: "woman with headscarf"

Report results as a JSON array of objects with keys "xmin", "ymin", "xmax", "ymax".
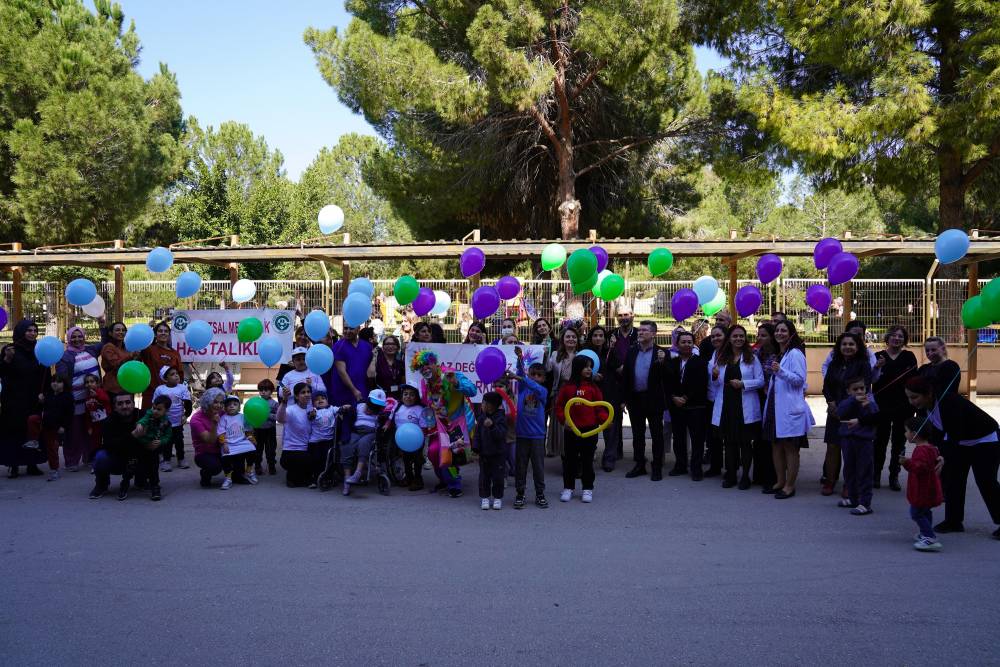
[
  {"xmin": 0, "ymin": 320, "xmax": 48, "ymax": 477},
  {"xmin": 55, "ymin": 326, "xmax": 105, "ymax": 470},
  {"xmin": 139, "ymin": 320, "xmax": 183, "ymax": 410}
]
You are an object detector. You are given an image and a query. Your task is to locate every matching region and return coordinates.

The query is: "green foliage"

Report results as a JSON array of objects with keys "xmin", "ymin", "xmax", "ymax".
[{"xmin": 0, "ymin": 0, "xmax": 183, "ymax": 246}]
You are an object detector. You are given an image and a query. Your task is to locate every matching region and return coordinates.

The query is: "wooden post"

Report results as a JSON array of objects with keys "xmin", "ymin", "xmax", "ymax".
[
  {"xmin": 114, "ymin": 239, "xmax": 125, "ymax": 322},
  {"xmin": 842, "ymin": 230, "xmax": 853, "ymax": 331},
  {"xmin": 727, "ymin": 259, "xmax": 737, "ymax": 320},
  {"xmin": 11, "ymin": 242, "xmax": 23, "ymax": 322},
  {"xmin": 968, "ymin": 261, "xmax": 979, "ymax": 400},
  {"xmin": 340, "ymin": 233, "xmax": 351, "ymax": 319},
  {"xmin": 228, "ymin": 235, "xmax": 239, "ymax": 309}
]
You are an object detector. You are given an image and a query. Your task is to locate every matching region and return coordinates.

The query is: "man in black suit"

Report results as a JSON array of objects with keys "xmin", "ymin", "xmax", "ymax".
[
  {"xmin": 624, "ymin": 321, "xmax": 670, "ymax": 481},
  {"xmin": 668, "ymin": 331, "xmax": 710, "ymax": 480}
]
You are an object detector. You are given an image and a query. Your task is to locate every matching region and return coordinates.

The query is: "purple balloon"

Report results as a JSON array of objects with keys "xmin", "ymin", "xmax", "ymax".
[
  {"xmin": 813, "ymin": 237, "xmax": 843, "ymax": 270},
  {"xmin": 827, "ymin": 252, "xmax": 859, "ymax": 286},
  {"xmin": 589, "ymin": 246, "xmax": 609, "ymax": 273},
  {"xmin": 755, "ymin": 254, "xmax": 783, "ymax": 285},
  {"xmin": 671, "ymin": 288, "xmax": 699, "ymax": 321},
  {"xmin": 471, "ymin": 285, "xmax": 500, "ymax": 320},
  {"xmin": 459, "ymin": 247, "xmax": 486, "ymax": 278},
  {"xmin": 496, "ymin": 276, "xmax": 521, "ymax": 300},
  {"xmin": 0, "ymin": 306, "xmax": 7, "ymax": 331},
  {"xmin": 806, "ymin": 284, "xmax": 833, "ymax": 314},
  {"xmin": 412, "ymin": 287, "xmax": 436, "ymax": 316},
  {"xmin": 735, "ymin": 285, "xmax": 763, "ymax": 317},
  {"xmin": 475, "ymin": 346, "xmax": 507, "ymax": 385}
]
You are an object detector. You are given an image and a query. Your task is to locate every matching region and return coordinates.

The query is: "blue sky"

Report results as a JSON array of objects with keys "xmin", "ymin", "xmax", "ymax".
[{"xmin": 119, "ymin": 1, "xmax": 728, "ymax": 180}]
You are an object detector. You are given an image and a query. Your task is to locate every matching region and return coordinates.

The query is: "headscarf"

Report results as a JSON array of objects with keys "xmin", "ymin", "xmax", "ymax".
[
  {"xmin": 199, "ymin": 387, "xmax": 225, "ymax": 413},
  {"xmin": 65, "ymin": 326, "xmax": 86, "ymax": 353},
  {"xmin": 12, "ymin": 319, "xmax": 38, "ymax": 351}
]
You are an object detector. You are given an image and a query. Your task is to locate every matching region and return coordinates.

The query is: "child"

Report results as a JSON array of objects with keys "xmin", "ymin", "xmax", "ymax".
[
  {"xmin": 152, "ymin": 367, "xmax": 192, "ymax": 472},
  {"xmin": 253, "ymin": 379, "xmax": 279, "ymax": 476},
  {"xmin": 555, "ymin": 355, "xmax": 607, "ymax": 504},
  {"xmin": 341, "ymin": 389, "xmax": 386, "ymax": 496},
  {"xmin": 307, "ymin": 391, "xmax": 348, "ymax": 490},
  {"xmin": 392, "ymin": 384, "xmax": 426, "ymax": 491},
  {"xmin": 205, "ymin": 360, "xmax": 234, "ymax": 394},
  {"xmin": 217, "ymin": 395, "xmax": 258, "ymax": 490},
  {"xmin": 836, "ymin": 377, "xmax": 879, "ymax": 515},
  {"xmin": 509, "ymin": 352, "xmax": 549, "ymax": 509},
  {"xmin": 901, "ymin": 417, "xmax": 944, "ymax": 552},
  {"xmin": 27, "ymin": 374, "xmax": 75, "ymax": 481},
  {"xmin": 491, "ymin": 374, "xmax": 518, "ymax": 478},
  {"xmin": 276, "ymin": 382, "xmax": 315, "ymax": 488},
  {"xmin": 473, "ymin": 391, "xmax": 508, "ymax": 510},
  {"xmin": 131, "ymin": 395, "xmax": 172, "ymax": 501},
  {"xmin": 82, "ymin": 374, "xmax": 111, "ymax": 465}
]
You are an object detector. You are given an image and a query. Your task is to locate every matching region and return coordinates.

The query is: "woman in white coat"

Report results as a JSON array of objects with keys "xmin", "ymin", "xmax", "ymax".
[
  {"xmin": 709, "ymin": 325, "xmax": 764, "ymax": 489},
  {"xmin": 761, "ymin": 320, "xmax": 814, "ymax": 499}
]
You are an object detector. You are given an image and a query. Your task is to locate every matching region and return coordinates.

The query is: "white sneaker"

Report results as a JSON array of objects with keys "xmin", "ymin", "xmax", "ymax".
[
  {"xmin": 47, "ymin": 469, "xmax": 60, "ymax": 482},
  {"xmin": 481, "ymin": 498, "xmax": 490, "ymax": 510},
  {"xmin": 221, "ymin": 477, "xmax": 232, "ymax": 490},
  {"xmin": 22, "ymin": 439, "xmax": 39, "ymax": 450},
  {"xmin": 492, "ymin": 498, "xmax": 502, "ymax": 510},
  {"xmin": 914, "ymin": 536, "xmax": 942, "ymax": 552},
  {"xmin": 560, "ymin": 489, "xmax": 572, "ymax": 502},
  {"xmin": 582, "ymin": 490, "xmax": 593, "ymax": 503},
  {"xmin": 177, "ymin": 459, "xmax": 190, "ymax": 469},
  {"xmin": 247, "ymin": 470, "xmax": 259, "ymax": 485},
  {"xmin": 159, "ymin": 461, "xmax": 172, "ymax": 473}
]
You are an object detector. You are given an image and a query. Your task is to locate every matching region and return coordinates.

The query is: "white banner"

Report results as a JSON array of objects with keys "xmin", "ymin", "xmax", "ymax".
[
  {"xmin": 171, "ymin": 309, "xmax": 295, "ymax": 362},
  {"xmin": 404, "ymin": 343, "xmax": 547, "ymax": 402}
]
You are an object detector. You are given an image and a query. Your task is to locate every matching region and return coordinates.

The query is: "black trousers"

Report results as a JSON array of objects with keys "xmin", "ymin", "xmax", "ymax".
[
  {"xmin": 280, "ymin": 450, "xmax": 312, "ymax": 487},
  {"xmin": 562, "ymin": 430, "xmax": 597, "ymax": 491},
  {"xmin": 308, "ymin": 439, "xmax": 334, "ymax": 481},
  {"xmin": 942, "ymin": 442, "xmax": 1000, "ymax": 525},
  {"xmin": 478, "ymin": 453, "xmax": 505, "ymax": 499},
  {"xmin": 704, "ymin": 402, "xmax": 723, "ymax": 471},
  {"xmin": 670, "ymin": 407, "xmax": 707, "ymax": 473},
  {"xmin": 160, "ymin": 425, "xmax": 185, "ymax": 462},
  {"xmin": 874, "ymin": 409, "xmax": 910, "ymax": 480},
  {"xmin": 223, "ymin": 452, "xmax": 252, "ymax": 482},
  {"xmin": 627, "ymin": 393, "xmax": 665, "ymax": 467},
  {"xmin": 751, "ymin": 439, "xmax": 776, "ymax": 488},
  {"xmin": 723, "ymin": 423, "xmax": 759, "ymax": 484},
  {"xmin": 254, "ymin": 427, "xmax": 278, "ymax": 466}
]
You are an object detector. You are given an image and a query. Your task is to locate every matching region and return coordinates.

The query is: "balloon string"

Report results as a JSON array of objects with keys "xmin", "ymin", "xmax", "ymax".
[{"xmin": 910, "ymin": 342, "xmax": 978, "ymax": 444}]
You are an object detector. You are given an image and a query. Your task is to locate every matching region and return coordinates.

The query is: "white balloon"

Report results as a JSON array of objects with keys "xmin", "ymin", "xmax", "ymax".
[
  {"xmin": 232, "ymin": 279, "xmax": 257, "ymax": 304},
  {"xmin": 82, "ymin": 294, "xmax": 105, "ymax": 318},
  {"xmin": 318, "ymin": 205, "xmax": 345, "ymax": 234},
  {"xmin": 430, "ymin": 290, "xmax": 451, "ymax": 316}
]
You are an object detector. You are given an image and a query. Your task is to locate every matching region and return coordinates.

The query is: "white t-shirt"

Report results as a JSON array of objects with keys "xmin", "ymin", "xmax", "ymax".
[
  {"xmin": 354, "ymin": 403, "xmax": 379, "ymax": 430},
  {"xmin": 281, "ymin": 404, "xmax": 312, "ymax": 452},
  {"xmin": 280, "ymin": 370, "xmax": 326, "ymax": 404},
  {"xmin": 152, "ymin": 383, "xmax": 191, "ymax": 427},
  {"xmin": 217, "ymin": 412, "xmax": 254, "ymax": 456},
  {"xmin": 309, "ymin": 405, "xmax": 340, "ymax": 443},
  {"xmin": 393, "ymin": 403, "xmax": 423, "ymax": 428}
]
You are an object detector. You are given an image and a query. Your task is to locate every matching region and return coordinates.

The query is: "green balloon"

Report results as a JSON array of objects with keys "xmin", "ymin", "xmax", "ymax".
[
  {"xmin": 237, "ymin": 317, "xmax": 263, "ymax": 343},
  {"xmin": 600, "ymin": 273, "xmax": 626, "ymax": 301},
  {"xmin": 961, "ymin": 295, "xmax": 992, "ymax": 329},
  {"xmin": 591, "ymin": 269, "xmax": 612, "ymax": 297},
  {"xmin": 648, "ymin": 248, "xmax": 674, "ymax": 276},
  {"xmin": 541, "ymin": 243, "xmax": 567, "ymax": 271},
  {"xmin": 702, "ymin": 289, "xmax": 726, "ymax": 317},
  {"xmin": 981, "ymin": 277, "xmax": 1000, "ymax": 320},
  {"xmin": 244, "ymin": 396, "xmax": 271, "ymax": 428},
  {"xmin": 118, "ymin": 360, "xmax": 151, "ymax": 394},
  {"xmin": 571, "ymin": 272, "xmax": 599, "ymax": 295},
  {"xmin": 394, "ymin": 275, "xmax": 419, "ymax": 306},
  {"xmin": 566, "ymin": 248, "xmax": 598, "ymax": 283}
]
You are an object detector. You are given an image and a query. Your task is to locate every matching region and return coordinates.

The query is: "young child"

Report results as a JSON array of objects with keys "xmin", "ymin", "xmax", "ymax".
[
  {"xmin": 307, "ymin": 391, "xmax": 348, "ymax": 490},
  {"xmin": 473, "ymin": 391, "xmax": 508, "ymax": 510},
  {"xmin": 152, "ymin": 367, "xmax": 192, "ymax": 472},
  {"xmin": 392, "ymin": 384, "xmax": 426, "ymax": 491},
  {"xmin": 27, "ymin": 374, "xmax": 75, "ymax": 481},
  {"xmin": 509, "ymin": 351, "xmax": 549, "ymax": 509},
  {"xmin": 82, "ymin": 374, "xmax": 111, "ymax": 465},
  {"xmin": 253, "ymin": 379, "xmax": 280, "ymax": 475},
  {"xmin": 217, "ymin": 395, "xmax": 258, "ymax": 489},
  {"xmin": 205, "ymin": 361, "xmax": 234, "ymax": 394},
  {"xmin": 836, "ymin": 377, "xmax": 880, "ymax": 515},
  {"xmin": 341, "ymin": 389, "xmax": 386, "ymax": 496},
  {"xmin": 555, "ymin": 355, "xmax": 607, "ymax": 504},
  {"xmin": 276, "ymin": 382, "xmax": 315, "ymax": 488},
  {"xmin": 901, "ymin": 417, "xmax": 944, "ymax": 552},
  {"xmin": 491, "ymin": 375, "xmax": 518, "ymax": 481},
  {"xmin": 131, "ymin": 395, "xmax": 172, "ymax": 501}
]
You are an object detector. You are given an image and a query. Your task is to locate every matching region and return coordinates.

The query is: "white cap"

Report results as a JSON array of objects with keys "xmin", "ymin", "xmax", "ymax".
[
  {"xmin": 291, "ymin": 346, "xmax": 308, "ymax": 356},
  {"xmin": 367, "ymin": 388, "xmax": 387, "ymax": 407}
]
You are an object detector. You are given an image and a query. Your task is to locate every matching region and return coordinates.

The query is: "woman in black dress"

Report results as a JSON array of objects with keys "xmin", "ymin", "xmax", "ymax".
[
  {"xmin": 0, "ymin": 320, "xmax": 48, "ymax": 477},
  {"xmin": 872, "ymin": 325, "xmax": 917, "ymax": 490},
  {"xmin": 822, "ymin": 331, "xmax": 872, "ymax": 496}
]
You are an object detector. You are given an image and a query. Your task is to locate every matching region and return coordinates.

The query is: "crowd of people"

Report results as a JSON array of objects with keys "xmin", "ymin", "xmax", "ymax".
[{"xmin": 1, "ymin": 307, "xmax": 999, "ymax": 552}]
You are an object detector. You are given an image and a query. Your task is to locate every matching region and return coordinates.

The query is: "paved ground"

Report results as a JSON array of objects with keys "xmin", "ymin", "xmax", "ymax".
[{"xmin": 3, "ymin": 420, "xmax": 1000, "ymax": 666}]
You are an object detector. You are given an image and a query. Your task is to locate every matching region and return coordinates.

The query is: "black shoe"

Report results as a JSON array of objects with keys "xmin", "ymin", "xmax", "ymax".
[
  {"xmin": 447, "ymin": 488, "xmax": 463, "ymax": 498},
  {"xmin": 535, "ymin": 496, "xmax": 549, "ymax": 508},
  {"xmin": 268, "ymin": 462, "xmax": 277, "ymax": 475},
  {"xmin": 117, "ymin": 480, "xmax": 130, "ymax": 501},
  {"xmin": 25, "ymin": 464, "xmax": 43, "ymax": 476},
  {"xmin": 514, "ymin": 496, "xmax": 526, "ymax": 509},
  {"xmin": 761, "ymin": 486, "xmax": 778, "ymax": 494},
  {"xmin": 625, "ymin": 464, "xmax": 647, "ymax": 479},
  {"xmin": 889, "ymin": 475, "xmax": 901, "ymax": 491},
  {"xmin": 690, "ymin": 471, "xmax": 703, "ymax": 481},
  {"xmin": 650, "ymin": 468, "xmax": 663, "ymax": 481},
  {"xmin": 738, "ymin": 477, "xmax": 751, "ymax": 490},
  {"xmin": 432, "ymin": 481, "xmax": 448, "ymax": 493},
  {"xmin": 150, "ymin": 486, "xmax": 162, "ymax": 501},
  {"xmin": 667, "ymin": 468, "xmax": 686, "ymax": 477},
  {"xmin": 873, "ymin": 478, "xmax": 881, "ymax": 489},
  {"xmin": 88, "ymin": 485, "xmax": 107, "ymax": 499},
  {"xmin": 704, "ymin": 468, "xmax": 721, "ymax": 478},
  {"xmin": 601, "ymin": 465, "xmax": 614, "ymax": 473},
  {"xmin": 722, "ymin": 479, "xmax": 736, "ymax": 488},
  {"xmin": 774, "ymin": 489, "xmax": 795, "ymax": 499},
  {"xmin": 934, "ymin": 521, "xmax": 964, "ymax": 533}
]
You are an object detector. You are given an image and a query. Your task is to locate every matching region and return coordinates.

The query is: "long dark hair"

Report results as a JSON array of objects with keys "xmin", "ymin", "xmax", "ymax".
[
  {"xmin": 719, "ymin": 325, "xmax": 754, "ymax": 365},
  {"xmin": 774, "ymin": 320, "xmax": 805, "ymax": 353},
  {"xmin": 569, "ymin": 354, "xmax": 593, "ymax": 384},
  {"xmin": 531, "ymin": 317, "xmax": 554, "ymax": 345},
  {"xmin": 428, "ymin": 323, "xmax": 446, "ymax": 343},
  {"xmin": 830, "ymin": 331, "xmax": 867, "ymax": 368},
  {"xmin": 756, "ymin": 322, "xmax": 776, "ymax": 356},
  {"xmin": 585, "ymin": 325, "xmax": 610, "ymax": 358}
]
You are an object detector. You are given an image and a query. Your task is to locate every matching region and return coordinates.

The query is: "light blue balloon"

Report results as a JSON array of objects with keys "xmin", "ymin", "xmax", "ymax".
[
  {"xmin": 578, "ymin": 349, "xmax": 601, "ymax": 375},
  {"xmin": 304, "ymin": 309, "xmax": 330, "ymax": 342},
  {"xmin": 258, "ymin": 335, "xmax": 283, "ymax": 367},
  {"xmin": 184, "ymin": 319, "xmax": 212, "ymax": 352},
  {"xmin": 935, "ymin": 229, "xmax": 970, "ymax": 265},
  {"xmin": 348, "ymin": 277, "xmax": 375, "ymax": 298},
  {"xmin": 693, "ymin": 276, "xmax": 719, "ymax": 305},
  {"xmin": 146, "ymin": 246, "xmax": 174, "ymax": 273},
  {"xmin": 176, "ymin": 271, "xmax": 202, "ymax": 298},
  {"xmin": 343, "ymin": 292, "xmax": 371, "ymax": 328},
  {"xmin": 124, "ymin": 323, "xmax": 155, "ymax": 352},
  {"xmin": 65, "ymin": 278, "xmax": 97, "ymax": 307},
  {"xmin": 306, "ymin": 343, "xmax": 334, "ymax": 375},
  {"xmin": 395, "ymin": 423, "xmax": 425, "ymax": 453},
  {"xmin": 34, "ymin": 336, "xmax": 64, "ymax": 366}
]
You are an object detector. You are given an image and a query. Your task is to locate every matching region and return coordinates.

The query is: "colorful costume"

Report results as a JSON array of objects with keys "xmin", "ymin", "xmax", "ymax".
[{"xmin": 410, "ymin": 350, "xmax": 477, "ymax": 492}]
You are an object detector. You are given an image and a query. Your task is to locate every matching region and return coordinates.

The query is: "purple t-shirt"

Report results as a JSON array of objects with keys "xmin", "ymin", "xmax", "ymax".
[{"xmin": 326, "ymin": 338, "xmax": 373, "ymax": 405}]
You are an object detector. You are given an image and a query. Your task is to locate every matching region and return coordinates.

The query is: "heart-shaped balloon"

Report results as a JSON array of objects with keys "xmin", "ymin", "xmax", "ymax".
[{"xmin": 563, "ymin": 397, "xmax": 615, "ymax": 439}]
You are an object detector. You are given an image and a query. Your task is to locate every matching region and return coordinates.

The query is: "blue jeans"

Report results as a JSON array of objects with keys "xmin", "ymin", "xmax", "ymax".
[
  {"xmin": 910, "ymin": 506, "xmax": 935, "ymax": 539},
  {"xmin": 92, "ymin": 449, "xmax": 126, "ymax": 488}
]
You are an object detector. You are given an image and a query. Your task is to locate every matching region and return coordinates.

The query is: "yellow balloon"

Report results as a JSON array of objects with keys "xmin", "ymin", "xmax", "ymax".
[{"xmin": 563, "ymin": 397, "xmax": 615, "ymax": 438}]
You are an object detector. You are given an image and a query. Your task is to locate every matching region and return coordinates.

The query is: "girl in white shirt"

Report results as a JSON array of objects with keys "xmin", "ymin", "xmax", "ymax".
[{"xmin": 277, "ymin": 382, "xmax": 315, "ymax": 488}]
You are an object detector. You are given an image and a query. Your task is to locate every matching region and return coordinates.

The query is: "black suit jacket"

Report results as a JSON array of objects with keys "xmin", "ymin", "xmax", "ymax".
[
  {"xmin": 624, "ymin": 344, "xmax": 670, "ymax": 409},
  {"xmin": 667, "ymin": 354, "xmax": 709, "ymax": 410},
  {"xmin": 921, "ymin": 392, "xmax": 998, "ymax": 447}
]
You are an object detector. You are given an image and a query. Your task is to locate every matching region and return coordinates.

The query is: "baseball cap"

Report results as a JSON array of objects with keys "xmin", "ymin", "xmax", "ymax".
[
  {"xmin": 367, "ymin": 388, "xmax": 387, "ymax": 407},
  {"xmin": 291, "ymin": 346, "xmax": 308, "ymax": 356}
]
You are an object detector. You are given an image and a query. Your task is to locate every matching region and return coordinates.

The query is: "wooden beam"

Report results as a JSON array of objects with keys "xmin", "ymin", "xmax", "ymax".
[
  {"xmin": 968, "ymin": 262, "xmax": 979, "ymax": 400},
  {"xmin": 727, "ymin": 260, "xmax": 738, "ymax": 319},
  {"xmin": 842, "ymin": 281, "xmax": 852, "ymax": 331}
]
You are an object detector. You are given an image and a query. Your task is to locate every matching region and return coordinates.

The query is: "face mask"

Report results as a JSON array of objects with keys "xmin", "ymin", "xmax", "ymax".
[{"xmin": 501, "ymin": 327, "xmax": 514, "ymax": 336}]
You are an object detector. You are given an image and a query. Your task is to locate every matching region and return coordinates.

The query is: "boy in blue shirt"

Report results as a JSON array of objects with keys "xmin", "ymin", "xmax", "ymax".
[
  {"xmin": 508, "ymin": 347, "xmax": 549, "ymax": 509},
  {"xmin": 836, "ymin": 377, "xmax": 880, "ymax": 516}
]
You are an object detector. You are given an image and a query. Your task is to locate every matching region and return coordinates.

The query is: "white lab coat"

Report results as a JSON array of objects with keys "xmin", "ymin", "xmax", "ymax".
[
  {"xmin": 763, "ymin": 347, "xmax": 814, "ymax": 438},
  {"xmin": 709, "ymin": 356, "xmax": 764, "ymax": 427}
]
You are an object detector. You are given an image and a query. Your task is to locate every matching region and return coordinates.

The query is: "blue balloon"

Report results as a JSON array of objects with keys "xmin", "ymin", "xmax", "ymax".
[
  {"xmin": 348, "ymin": 277, "xmax": 375, "ymax": 298},
  {"xmin": 65, "ymin": 278, "xmax": 97, "ymax": 307},
  {"xmin": 578, "ymin": 349, "xmax": 601, "ymax": 375},
  {"xmin": 124, "ymin": 323, "xmax": 155, "ymax": 352},
  {"xmin": 306, "ymin": 343, "xmax": 334, "ymax": 375},
  {"xmin": 34, "ymin": 336, "xmax": 64, "ymax": 366},
  {"xmin": 693, "ymin": 275, "xmax": 719, "ymax": 305},
  {"xmin": 935, "ymin": 229, "xmax": 970, "ymax": 265},
  {"xmin": 146, "ymin": 246, "xmax": 174, "ymax": 273},
  {"xmin": 304, "ymin": 309, "xmax": 330, "ymax": 342},
  {"xmin": 343, "ymin": 292, "xmax": 371, "ymax": 328},
  {"xmin": 176, "ymin": 271, "xmax": 202, "ymax": 298},
  {"xmin": 258, "ymin": 335, "xmax": 283, "ymax": 367},
  {"xmin": 184, "ymin": 319, "xmax": 212, "ymax": 352},
  {"xmin": 395, "ymin": 423, "xmax": 425, "ymax": 453}
]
